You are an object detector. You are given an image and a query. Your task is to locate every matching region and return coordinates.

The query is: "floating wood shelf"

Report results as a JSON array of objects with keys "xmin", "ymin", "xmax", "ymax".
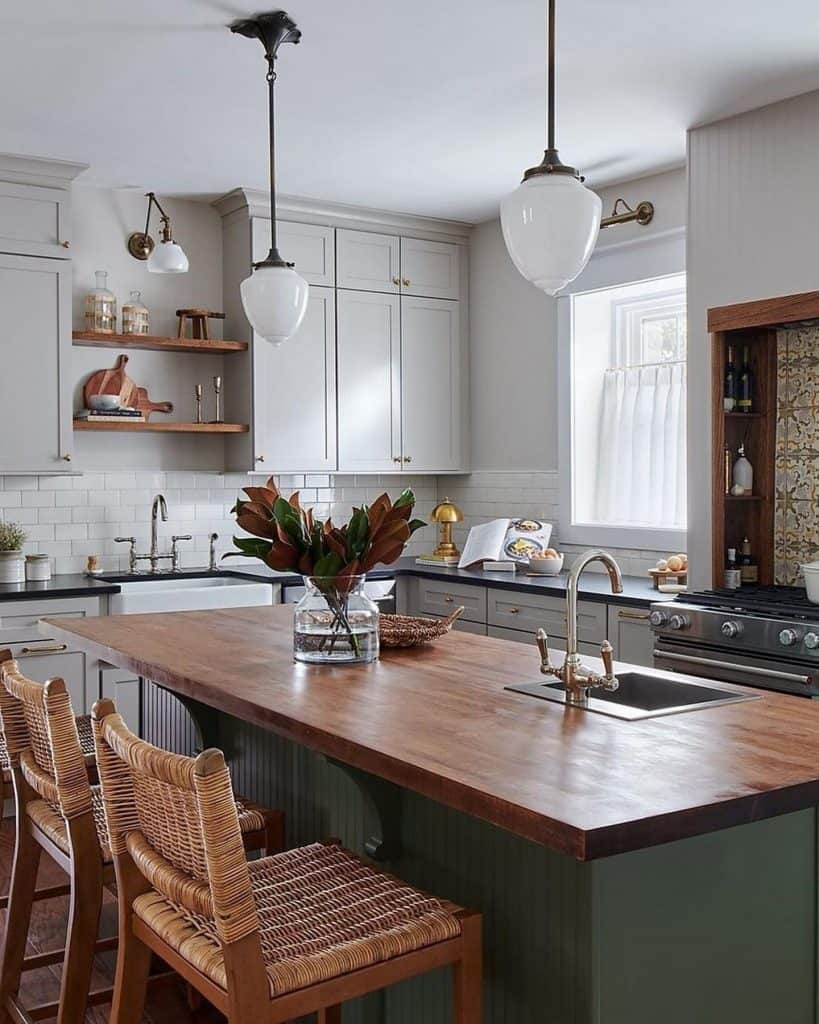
[
  {"xmin": 725, "ymin": 494, "xmax": 764, "ymax": 502},
  {"xmin": 725, "ymin": 411, "xmax": 765, "ymax": 419},
  {"xmin": 72, "ymin": 331, "xmax": 247, "ymax": 354},
  {"xmin": 73, "ymin": 420, "xmax": 248, "ymax": 434}
]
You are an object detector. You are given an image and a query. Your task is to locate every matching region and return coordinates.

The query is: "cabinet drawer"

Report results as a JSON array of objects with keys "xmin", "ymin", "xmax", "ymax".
[
  {"xmin": 5, "ymin": 642, "xmax": 87, "ymax": 713},
  {"xmin": 488, "ymin": 590, "xmax": 606, "ymax": 643},
  {"xmin": 416, "ymin": 579, "xmax": 486, "ymax": 624},
  {"xmin": 0, "ymin": 182, "xmax": 70, "ymax": 258},
  {"xmin": 488, "ymin": 625, "xmax": 599, "ymax": 657},
  {"xmin": 0, "ymin": 597, "xmax": 101, "ymax": 644}
]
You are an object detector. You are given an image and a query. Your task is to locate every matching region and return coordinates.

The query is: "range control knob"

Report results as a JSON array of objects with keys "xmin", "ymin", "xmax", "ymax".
[
  {"xmin": 649, "ymin": 610, "xmax": 669, "ymax": 627},
  {"xmin": 804, "ymin": 632, "xmax": 819, "ymax": 650},
  {"xmin": 669, "ymin": 614, "xmax": 690, "ymax": 631},
  {"xmin": 721, "ymin": 620, "xmax": 743, "ymax": 638},
  {"xmin": 779, "ymin": 628, "xmax": 801, "ymax": 647}
]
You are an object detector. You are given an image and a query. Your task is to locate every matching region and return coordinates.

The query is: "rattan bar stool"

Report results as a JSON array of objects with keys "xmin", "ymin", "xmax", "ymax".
[
  {"xmin": 0, "ymin": 651, "xmax": 284, "ymax": 1024},
  {"xmin": 92, "ymin": 697, "xmax": 483, "ymax": 1024}
]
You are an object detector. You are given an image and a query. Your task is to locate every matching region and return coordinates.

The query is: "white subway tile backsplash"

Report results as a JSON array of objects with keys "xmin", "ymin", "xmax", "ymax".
[
  {"xmin": 39, "ymin": 508, "xmax": 73, "ymax": 524},
  {"xmin": 22, "ymin": 491, "xmax": 55, "ymax": 508},
  {"xmin": 54, "ymin": 491, "xmax": 88, "ymax": 507}
]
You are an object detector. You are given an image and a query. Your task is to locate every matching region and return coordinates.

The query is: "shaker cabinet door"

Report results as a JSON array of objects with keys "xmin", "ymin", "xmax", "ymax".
[
  {"xmin": 337, "ymin": 289, "xmax": 401, "ymax": 472},
  {"xmin": 336, "ymin": 229, "xmax": 401, "ymax": 294},
  {"xmin": 0, "ymin": 182, "xmax": 71, "ymax": 259},
  {"xmin": 400, "ymin": 296, "xmax": 463, "ymax": 472},
  {"xmin": 0, "ymin": 254, "xmax": 72, "ymax": 472},
  {"xmin": 252, "ymin": 219, "xmax": 335, "ymax": 287},
  {"xmin": 400, "ymin": 237, "xmax": 460, "ymax": 300},
  {"xmin": 253, "ymin": 286, "xmax": 337, "ymax": 472}
]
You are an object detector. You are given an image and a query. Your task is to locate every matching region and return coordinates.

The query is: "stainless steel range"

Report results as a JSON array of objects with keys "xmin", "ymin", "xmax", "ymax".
[{"xmin": 651, "ymin": 587, "xmax": 819, "ymax": 698}]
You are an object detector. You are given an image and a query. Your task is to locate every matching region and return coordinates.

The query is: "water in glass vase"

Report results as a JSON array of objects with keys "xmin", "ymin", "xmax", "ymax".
[{"xmin": 293, "ymin": 575, "xmax": 379, "ymax": 665}]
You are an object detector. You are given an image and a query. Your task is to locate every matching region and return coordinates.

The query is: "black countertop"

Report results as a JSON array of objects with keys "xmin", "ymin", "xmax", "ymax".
[{"xmin": 0, "ymin": 558, "xmax": 673, "ymax": 608}]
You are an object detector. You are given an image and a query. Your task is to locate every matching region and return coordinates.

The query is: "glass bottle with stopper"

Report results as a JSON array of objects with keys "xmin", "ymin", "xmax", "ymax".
[
  {"xmin": 122, "ymin": 291, "xmax": 150, "ymax": 335},
  {"xmin": 732, "ymin": 444, "xmax": 753, "ymax": 495},
  {"xmin": 84, "ymin": 270, "xmax": 117, "ymax": 334}
]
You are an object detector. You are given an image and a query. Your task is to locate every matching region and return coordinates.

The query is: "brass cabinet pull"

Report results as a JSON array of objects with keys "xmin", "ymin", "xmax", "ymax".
[
  {"xmin": 402, "ymin": 278, "xmax": 411, "ymax": 287},
  {"xmin": 618, "ymin": 610, "xmax": 650, "ymax": 621},
  {"xmin": 255, "ymin": 454, "xmax": 265, "ymax": 463},
  {"xmin": 392, "ymin": 456, "xmax": 402, "ymax": 464},
  {"xmin": 392, "ymin": 277, "xmax": 400, "ymax": 286},
  {"xmin": 404, "ymin": 455, "xmax": 412, "ymax": 463},
  {"xmin": 443, "ymin": 595, "xmax": 454, "ymax": 603},
  {"xmin": 62, "ymin": 453, "xmax": 72, "ymax": 462},
  {"xmin": 61, "ymin": 240, "xmax": 70, "ymax": 248},
  {"xmin": 508, "ymin": 607, "xmax": 520, "ymax": 615},
  {"xmin": 20, "ymin": 643, "xmax": 68, "ymax": 655}
]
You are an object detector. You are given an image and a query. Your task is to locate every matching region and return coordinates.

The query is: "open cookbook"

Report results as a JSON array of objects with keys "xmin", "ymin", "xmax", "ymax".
[{"xmin": 458, "ymin": 518, "xmax": 553, "ymax": 569}]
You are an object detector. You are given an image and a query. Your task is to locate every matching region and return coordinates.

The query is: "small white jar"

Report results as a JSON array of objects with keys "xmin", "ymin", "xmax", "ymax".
[
  {"xmin": 25, "ymin": 553, "xmax": 51, "ymax": 582},
  {"xmin": 0, "ymin": 551, "xmax": 25, "ymax": 583}
]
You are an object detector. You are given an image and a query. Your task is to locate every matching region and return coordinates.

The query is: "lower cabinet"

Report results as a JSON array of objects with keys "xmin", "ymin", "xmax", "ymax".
[
  {"xmin": 99, "ymin": 665, "xmax": 141, "ymax": 733},
  {"xmin": 487, "ymin": 625, "xmax": 600, "ymax": 657},
  {"xmin": 8, "ymin": 644, "xmax": 89, "ymax": 713},
  {"xmin": 607, "ymin": 606, "xmax": 654, "ymax": 667}
]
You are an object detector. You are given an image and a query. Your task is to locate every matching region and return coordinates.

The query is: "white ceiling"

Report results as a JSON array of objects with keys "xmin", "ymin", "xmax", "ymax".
[{"xmin": 3, "ymin": 0, "xmax": 819, "ymax": 223}]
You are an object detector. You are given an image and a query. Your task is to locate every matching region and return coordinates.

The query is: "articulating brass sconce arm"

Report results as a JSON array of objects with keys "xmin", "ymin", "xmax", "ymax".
[
  {"xmin": 127, "ymin": 192, "xmax": 175, "ymax": 261},
  {"xmin": 600, "ymin": 197, "xmax": 654, "ymax": 230}
]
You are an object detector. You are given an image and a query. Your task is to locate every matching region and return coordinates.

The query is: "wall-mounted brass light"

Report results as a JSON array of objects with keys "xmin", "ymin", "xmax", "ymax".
[
  {"xmin": 126, "ymin": 192, "xmax": 189, "ymax": 274},
  {"xmin": 600, "ymin": 197, "xmax": 654, "ymax": 230}
]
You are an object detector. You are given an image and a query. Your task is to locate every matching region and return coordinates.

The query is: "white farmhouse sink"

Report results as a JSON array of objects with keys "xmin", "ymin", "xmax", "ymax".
[{"xmin": 108, "ymin": 576, "xmax": 276, "ymax": 615}]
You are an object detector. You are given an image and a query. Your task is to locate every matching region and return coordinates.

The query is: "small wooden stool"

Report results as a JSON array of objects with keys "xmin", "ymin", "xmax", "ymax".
[
  {"xmin": 93, "ymin": 699, "xmax": 483, "ymax": 1024},
  {"xmin": 176, "ymin": 308, "xmax": 225, "ymax": 340},
  {"xmin": 0, "ymin": 651, "xmax": 284, "ymax": 1024}
]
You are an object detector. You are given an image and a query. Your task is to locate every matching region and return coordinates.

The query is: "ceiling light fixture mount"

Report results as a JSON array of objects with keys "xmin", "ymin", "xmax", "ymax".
[
  {"xmin": 230, "ymin": 10, "xmax": 309, "ymax": 345},
  {"xmin": 127, "ymin": 192, "xmax": 189, "ymax": 274}
]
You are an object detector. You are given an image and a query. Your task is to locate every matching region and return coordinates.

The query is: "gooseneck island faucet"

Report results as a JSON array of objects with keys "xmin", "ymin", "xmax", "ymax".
[
  {"xmin": 114, "ymin": 495, "xmax": 192, "ymax": 573},
  {"xmin": 536, "ymin": 549, "xmax": 624, "ymax": 705}
]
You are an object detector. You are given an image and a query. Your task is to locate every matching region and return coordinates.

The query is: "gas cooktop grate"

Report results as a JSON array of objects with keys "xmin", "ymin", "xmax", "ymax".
[{"xmin": 680, "ymin": 586, "xmax": 819, "ymax": 620}]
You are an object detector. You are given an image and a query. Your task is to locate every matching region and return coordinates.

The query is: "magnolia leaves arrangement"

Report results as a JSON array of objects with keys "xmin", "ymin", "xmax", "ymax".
[{"xmin": 226, "ymin": 478, "xmax": 426, "ymax": 582}]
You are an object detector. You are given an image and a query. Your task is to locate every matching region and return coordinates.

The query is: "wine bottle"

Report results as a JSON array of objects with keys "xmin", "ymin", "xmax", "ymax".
[
  {"xmin": 724, "ymin": 547, "xmax": 741, "ymax": 589},
  {"xmin": 724, "ymin": 345, "xmax": 736, "ymax": 412},
  {"xmin": 740, "ymin": 536, "xmax": 758, "ymax": 585},
  {"xmin": 737, "ymin": 346, "xmax": 753, "ymax": 412}
]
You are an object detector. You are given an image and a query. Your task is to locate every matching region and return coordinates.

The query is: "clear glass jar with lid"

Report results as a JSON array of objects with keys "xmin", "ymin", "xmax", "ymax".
[
  {"xmin": 293, "ymin": 574, "xmax": 379, "ymax": 664},
  {"xmin": 84, "ymin": 270, "xmax": 117, "ymax": 334},
  {"xmin": 122, "ymin": 291, "xmax": 150, "ymax": 335}
]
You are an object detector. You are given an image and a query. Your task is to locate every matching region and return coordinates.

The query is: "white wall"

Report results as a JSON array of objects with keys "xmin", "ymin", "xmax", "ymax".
[{"xmin": 687, "ymin": 89, "xmax": 819, "ymax": 588}]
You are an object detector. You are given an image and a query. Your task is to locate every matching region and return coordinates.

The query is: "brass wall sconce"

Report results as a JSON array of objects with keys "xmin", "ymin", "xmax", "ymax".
[
  {"xmin": 600, "ymin": 197, "xmax": 654, "ymax": 230},
  {"xmin": 127, "ymin": 192, "xmax": 189, "ymax": 274}
]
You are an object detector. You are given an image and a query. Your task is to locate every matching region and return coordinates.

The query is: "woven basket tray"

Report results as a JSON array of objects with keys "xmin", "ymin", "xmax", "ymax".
[{"xmin": 379, "ymin": 607, "xmax": 464, "ymax": 648}]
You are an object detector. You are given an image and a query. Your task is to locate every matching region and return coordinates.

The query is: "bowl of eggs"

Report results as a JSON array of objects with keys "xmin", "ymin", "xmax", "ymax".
[{"xmin": 527, "ymin": 549, "xmax": 564, "ymax": 575}]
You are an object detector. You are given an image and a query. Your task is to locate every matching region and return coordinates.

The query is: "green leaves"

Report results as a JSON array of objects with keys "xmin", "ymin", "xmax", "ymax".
[{"xmin": 227, "ymin": 480, "xmax": 426, "ymax": 580}]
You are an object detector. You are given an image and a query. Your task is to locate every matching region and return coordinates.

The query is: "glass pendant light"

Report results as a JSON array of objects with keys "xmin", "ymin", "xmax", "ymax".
[
  {"xmin": 500, "ymin": 0, "xmax": 601, "ymax": 295},
  {"xmin": 231, "ymin": 12, "xmax": 309, "ymax": 345}
]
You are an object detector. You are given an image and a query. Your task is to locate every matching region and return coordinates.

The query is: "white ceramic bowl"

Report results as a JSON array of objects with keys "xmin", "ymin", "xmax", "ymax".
[
  {"xmin": 527, "ymin": 554, "xmax": 564, "ymax": 575},
  {"xmin": 802, "ymin": 561, "xmax": 819, "ymax": 603},
  {"xmin": 88, "ymin": 393, "xmax": 121, "ymax": 411}
]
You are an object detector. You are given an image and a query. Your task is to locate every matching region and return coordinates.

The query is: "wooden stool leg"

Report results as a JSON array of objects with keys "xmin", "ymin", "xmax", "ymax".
[
  {"xmin": 452, "ymin": 914, "xmax": 482, "ymax": 1024},
  {"xmin": 109, "ymin": 914, "xmax": 152, "ymax": 1024},
  {"xmin": 57, "ymin": 814, "xmax": 104, "ymax": 1024},
  {"xmin": 318, "ymin": 1007, "xmax": 342, "ymax": 1023},
  {"xmin": 0, "ymin": 817, "xmax": 42, "ymax": 1012},
  {"xmin": 264, "ymin": 809, "xmax": 285, "ymax": 855}
]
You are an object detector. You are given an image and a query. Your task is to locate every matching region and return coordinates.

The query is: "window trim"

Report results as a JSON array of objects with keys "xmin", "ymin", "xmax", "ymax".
[{"xmin": 557, "ymin": 271, "xmax": 688, "ymax": 552}]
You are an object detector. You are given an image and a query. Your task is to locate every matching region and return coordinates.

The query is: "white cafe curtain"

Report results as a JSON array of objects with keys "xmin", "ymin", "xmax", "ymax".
[{"xmin": 594, "ymin": 362, "xmax": 686, "ymax": 528}]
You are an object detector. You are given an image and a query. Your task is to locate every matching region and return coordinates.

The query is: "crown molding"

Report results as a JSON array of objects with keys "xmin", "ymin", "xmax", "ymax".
[
  {"xmin": 213, "ymin": 188, "xmax": 472, "ymax": 243},
  {"xmin": 0, "ymin": 152, "xmax": 88, "ymax": 189}
]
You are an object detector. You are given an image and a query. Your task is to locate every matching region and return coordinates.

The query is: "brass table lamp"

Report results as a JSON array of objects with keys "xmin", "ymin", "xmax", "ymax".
[{"xmin": 413, "ymin": 497, "xmax": 464, "ymax": 567}]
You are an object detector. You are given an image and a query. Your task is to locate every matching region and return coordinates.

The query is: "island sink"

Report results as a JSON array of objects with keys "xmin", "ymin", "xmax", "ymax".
[{"xmin": 506, "ymin": 670, "xmax": 758, "ymax": 720}]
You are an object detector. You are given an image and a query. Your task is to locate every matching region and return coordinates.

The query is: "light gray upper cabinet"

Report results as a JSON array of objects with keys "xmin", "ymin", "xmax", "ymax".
[
  {"xmin": 336, "ymin": 229, "xmax": 401, "ymax": 294},
  {"xmin": 0, "ymin": 253, "xmax": 72, "ymax": 472},
  {"xmin": 607, "ymin": 605, "xmax": 655, "ymax": 667},
  {"xmin": 400, "ymin": 296, "xmax": 463, "ymax": 472},
  {"xmin": 0, "ymin": 181, "xmax": 72, "ymax": 259},
  {"xmin": 253, "ymin": 286, "xmax": 337, "ymax": 472},
  {"xmin": 252, "ymin": 218, "xmax": 335, "ymax": 287},
  {"xmin": 400, "ymin": 237, "xmax": 460, "ymax": 300},
  {"xmin": 337, "ymin": 289, "xmax": 401, "ymax": 472}
]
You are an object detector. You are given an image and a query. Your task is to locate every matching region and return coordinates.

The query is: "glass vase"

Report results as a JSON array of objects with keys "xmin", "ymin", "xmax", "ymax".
[
  {"xmin": 293, "ymin": 574, "xmax": 379, "ymax": 665},
  {"xmin": 84, "ymin": 270, "xmax": 117, "ymax": 334},
  {"xmin": 122, "ymin": 290, "xmax": 150, "ymax": 335}
]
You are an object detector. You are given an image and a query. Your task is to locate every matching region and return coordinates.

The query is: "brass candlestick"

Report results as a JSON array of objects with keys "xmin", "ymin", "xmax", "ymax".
[
  {"xmin": 195, "ymin": 384, "xmax": 203, "ymax": 424},
  {"xmin": 212, "ymin": 376, "xmax": 223, "ymax": 424}
]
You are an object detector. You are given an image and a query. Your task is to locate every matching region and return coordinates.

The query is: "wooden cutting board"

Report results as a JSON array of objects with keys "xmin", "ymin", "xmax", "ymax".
[{"xmin": 83, "ymin": 355, "xmax": 173, "ymax": 419}]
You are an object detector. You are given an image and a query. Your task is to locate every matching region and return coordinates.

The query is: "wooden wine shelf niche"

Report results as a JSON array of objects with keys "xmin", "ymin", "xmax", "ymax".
[
  {"xmin": 709, "ymin": 290, "xmax": 819, "ymax": 587},
  {"xmin": 73, "ymin": 421, "xmax": 248, "ymax": 434},
  {"xmin": 73, "ymin": 331, "xmax": 248, "ymax": 355}
]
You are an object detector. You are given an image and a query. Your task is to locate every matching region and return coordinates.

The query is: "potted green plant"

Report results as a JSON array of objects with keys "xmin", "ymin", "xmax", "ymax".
[
  {"xmin": 0, "ymin": 522, "xmax": 27, "ymax": 583},
  {"xmin": 226, "ymin": 479, "xmax": 425, "ymax": 664}
]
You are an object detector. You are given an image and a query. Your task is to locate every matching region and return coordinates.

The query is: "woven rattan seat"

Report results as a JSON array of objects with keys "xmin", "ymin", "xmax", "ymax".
[{"xmin": 132, "ymin": 841, "xmax": 462, "ymax": 996}]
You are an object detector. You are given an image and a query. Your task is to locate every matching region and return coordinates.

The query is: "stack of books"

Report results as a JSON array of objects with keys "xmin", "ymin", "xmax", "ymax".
[{"xmin": 74, "ymin": 408, "xmax": 146, "ymax": 423}]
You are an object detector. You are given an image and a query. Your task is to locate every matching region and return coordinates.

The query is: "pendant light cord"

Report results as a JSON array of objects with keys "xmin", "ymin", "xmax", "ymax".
[{"xmin": 547, "ymin": 0, "xmax": 555, "ymax": 150}]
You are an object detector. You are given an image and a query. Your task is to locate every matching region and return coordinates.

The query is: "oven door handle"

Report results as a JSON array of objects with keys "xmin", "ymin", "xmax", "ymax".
[{"xmin": 653, "ymin": 649, "xmax": 813, "ymax": 686}]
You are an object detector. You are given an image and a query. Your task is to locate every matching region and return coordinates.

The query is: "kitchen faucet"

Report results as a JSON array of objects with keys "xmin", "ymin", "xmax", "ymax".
[
  {"xmin": 114, "ymin": 494, "xmax": 191, "ymax": 573},
  {"xmin": 536, "ymin": 549, "xmax": 624, "ymax": 705},
  {"xmin": 150, "ymin": 493, "xmax": 168, "ymax": 569}
]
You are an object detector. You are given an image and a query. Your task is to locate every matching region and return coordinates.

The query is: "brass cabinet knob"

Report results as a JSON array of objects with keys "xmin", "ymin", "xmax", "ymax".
[
  {"xmin": 404, "ymin": 455, "xmax": 412, "ymax": 463},
  {"xmin": 393, "ymin": 456, "xmax": 402, "ymax": 463},
  {"xmin": 62, "ymin": 453, "xmax": 72, "ymax": 462},
  {"xmin": 255, "ymin": 454, "xmax": 265, "ymax": 463},
  {"xmin": 509, "ymin": 607, "xmax": 520, "ymax": 615},
  {"xmin": 392, "ymin": 277, "xmax": 400, "ymax": 286},
  {"xmin": 61, "ymin": 240, "xmax": 70, "ymax": 248},
  {"xmin": 444, "ymin": 595, "xmax": 454, "ymax": 603},
  {"xmin": 402, "ymin": 278, "xmax": 411, "ymax": 287}
]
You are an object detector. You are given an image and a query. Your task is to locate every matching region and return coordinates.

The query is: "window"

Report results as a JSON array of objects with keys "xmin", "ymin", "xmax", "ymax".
[{"xmin": 561, "ymin": 273, "xmax": 687, "ymax": 547}]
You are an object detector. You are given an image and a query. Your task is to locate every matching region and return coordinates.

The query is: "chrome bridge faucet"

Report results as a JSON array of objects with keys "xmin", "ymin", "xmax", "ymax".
[
  {"xmin": 535, "ymin": 549, "xmax": 624, "ymax": 705},
  {"xmin": 115, "ymin": 494, "xmax": 192, "ymax": 573}
]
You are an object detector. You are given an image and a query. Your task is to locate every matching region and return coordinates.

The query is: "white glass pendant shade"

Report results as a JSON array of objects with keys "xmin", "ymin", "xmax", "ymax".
[
  {"xmin": 500, "ymin": 173, "xmax": 602, "ymax": 295},
  {"xmin": 147, "ymin": 239, "xmax": 189, "ymax": 274},
  {"xmin": 240, "ymin": 264, "xmax": 309, "ymax": 345}
]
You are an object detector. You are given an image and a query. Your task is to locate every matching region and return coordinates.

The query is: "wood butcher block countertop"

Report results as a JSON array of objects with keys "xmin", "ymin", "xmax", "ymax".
[{"xmin": 44, "ymin": 605, "xmax": 819, "ymax": 860}]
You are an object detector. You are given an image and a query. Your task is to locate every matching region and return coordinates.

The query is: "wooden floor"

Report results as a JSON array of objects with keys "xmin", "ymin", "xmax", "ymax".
[{"xmin": 0, "ymin": 817, "xmax": 225, "ymax": 1024}]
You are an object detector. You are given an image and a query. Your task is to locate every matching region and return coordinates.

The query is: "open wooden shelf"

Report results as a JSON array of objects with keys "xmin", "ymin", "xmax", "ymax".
[
  {"xmin": 73, "ymin": 420, "xmax": 248, "ymax": 434},
  {"xmin": 73, "ymin": 331, "xmax": 247, "ymax": 354},
  {"xmin": 725, "ymin": 411, "xmax": 765, "ymax": 420},
  {"xmin": 725, "ymin": 494, "xmax": 764, "ymax": 502}
]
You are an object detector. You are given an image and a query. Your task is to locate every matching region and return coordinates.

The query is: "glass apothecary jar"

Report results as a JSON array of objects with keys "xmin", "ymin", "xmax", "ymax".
[
  {"xmin": 293, "ymin": 575, "xmax": 379, "ymax": 664},
  {"xmin": 84, "ymin": 270, "xmax": 117, "ymax": 334},
  {"xmin": 122, "ymin": 290, "xmax": 150, "ymax": 335}
]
